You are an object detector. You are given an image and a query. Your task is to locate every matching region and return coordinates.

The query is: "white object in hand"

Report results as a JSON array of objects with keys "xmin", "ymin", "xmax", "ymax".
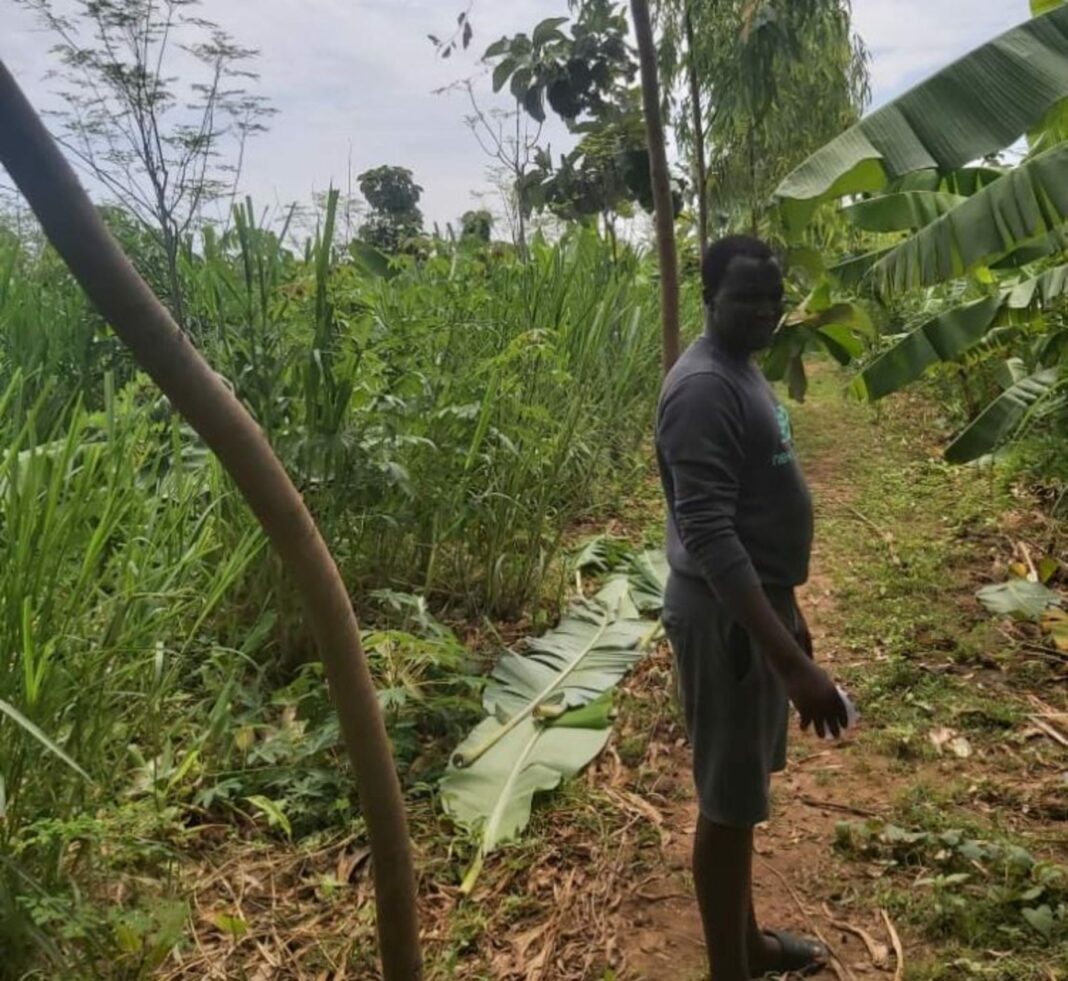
[{"xmin": 824, "ymin": 686, "xmax": 859, "ymax": 740}]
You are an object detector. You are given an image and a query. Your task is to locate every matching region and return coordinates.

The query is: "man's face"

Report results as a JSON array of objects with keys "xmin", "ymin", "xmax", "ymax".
[{"xmin": 711, "ymin": 256, "xmax": 785, "ymax": 353}]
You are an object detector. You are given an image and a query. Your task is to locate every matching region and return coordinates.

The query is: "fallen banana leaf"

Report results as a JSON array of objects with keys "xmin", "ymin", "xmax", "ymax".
[
  {"xmin": 442, "ymin": 694, "xmax": 614, "ymax": 894},
  {"xmin": 453, "ymin": 598, "xmax": 652, "ymax": 768}
]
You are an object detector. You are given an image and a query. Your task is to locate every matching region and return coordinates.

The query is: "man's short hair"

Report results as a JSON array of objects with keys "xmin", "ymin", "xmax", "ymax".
[{"xmin": 701, "ymin": 235, "xmax": 775, "ymax": 306}]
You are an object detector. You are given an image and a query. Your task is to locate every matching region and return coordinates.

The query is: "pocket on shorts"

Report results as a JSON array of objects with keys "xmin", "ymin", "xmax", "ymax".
[{"xmin": 724, "ymin": 620, "xmax": 755, "ymax": 684}]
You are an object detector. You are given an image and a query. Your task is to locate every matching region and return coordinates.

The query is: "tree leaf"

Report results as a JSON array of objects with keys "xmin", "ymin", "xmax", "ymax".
[
  {"xmin": 872, "ymin": 143, "xmax": 1068, "ymax": 292},
  {"xmin": 452, "ymin": 598, "xmax": 651, "ymax": 768},
  {"xmin": 532, "ymin": 16, "xmax": 569, "ymax": 46},
  {"xmin": 244, "ymin": 795, "xmax": 292, "ymax": 839},
  {"xmin": 1022, "ymin": 905, "xmax": 1055, "ymax": 939},
  {"xmin": 774, "ymin": 7, "xmax": 1068, "ymax": 231},
  {"xmin": 976, "ymin": 580, "xmax": 1063, "ymax": 619},
  {"xmin": 843, "ymin": 191, "xmax": 967, "ymax": 232},
  {"xmin": 492, "ymin": 56, "xmax": 517, "ymax": 93},
  {"xmin": 442, "ymin": 715, "xmax": 611, "ymax": 892},
  {"xmin": 483, "ymin": 37, "xmax": 510, "ymax": 59}
]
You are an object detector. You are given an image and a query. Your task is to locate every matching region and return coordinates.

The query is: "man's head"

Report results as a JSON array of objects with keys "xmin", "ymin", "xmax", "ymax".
[{"xmin": 702, "ymin": 235, "xmax": 784, "ymax": 354}]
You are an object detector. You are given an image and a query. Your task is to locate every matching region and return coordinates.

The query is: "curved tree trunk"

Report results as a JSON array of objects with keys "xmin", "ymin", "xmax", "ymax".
[
  {"xmin": 0, "ymin": 60, "xmax": 422, "ymax": 981},
  {"xmin": 630, "ymin": 0, "xmax": 681, "ymax": 374}
]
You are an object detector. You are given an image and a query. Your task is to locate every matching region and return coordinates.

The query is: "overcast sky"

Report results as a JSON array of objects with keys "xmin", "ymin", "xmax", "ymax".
[{"xmin": 2, "ymin": 0, "xmax": 1029, "ymax": 229}]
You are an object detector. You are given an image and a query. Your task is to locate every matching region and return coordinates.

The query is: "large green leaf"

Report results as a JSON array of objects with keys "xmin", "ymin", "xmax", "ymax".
[
  {"xmin": 442, "ymin": 708, "xmax": 612, "ymax": 892},
  {"xmin": 453, "ymin": 598, "xmax": 651, "ymax": 768},
  {"xmin": 843, "ymin": 191, "xmax": 967, "ymax": 232},
  {"xmin": 855, "ymin": 263, "xmax": 1068, "ymax": 400},
  {"xmin": 944, "ymin": 366, "xmax": 1061, "ymax": 462},
  {"xmin": 774, "ymin": 7, "xmax": 1068, "ymax": 230},
  {"xmin": 976, "ymin": 578, "xmax": 1063, "ymax": 617},
  {"xmin": 872, "ymin": 143, "xmax": 1068, "ymax": 292}
]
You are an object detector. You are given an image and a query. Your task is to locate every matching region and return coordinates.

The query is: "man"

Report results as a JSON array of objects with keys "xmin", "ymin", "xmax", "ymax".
[{"xmin": 655, "ymin": 234, "xmax": 848, "ymax": 979}]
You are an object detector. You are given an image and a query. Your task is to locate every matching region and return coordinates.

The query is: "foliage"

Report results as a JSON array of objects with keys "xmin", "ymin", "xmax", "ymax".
[
  {"xmin": 484, "ymin": 3, "xmax": 678, "ymax": 234},
  {"xmin": 357, "ymin": 165, "xmax": 425, "ymax": 252},
  {"xmin": 15, "ymin": 0, "xmax": 274, "ymax": 323},
  {"xmin": 460, "ymin": 208, "xmax": 493, "ymax": 242},
  {"xmin": 660, "ymin": 0, "xmax": 870, "ymax": 234},
  {"xmin": 837, "ymin": 821, "xmax": 1068, "ymax": 946},
  {"xmin": 775, "ymin": 4, "xmax": 1068, "ymax": 463},
  {"xmin": 0, "ymin": 202, "xmax": 662, "ymax": 971}
]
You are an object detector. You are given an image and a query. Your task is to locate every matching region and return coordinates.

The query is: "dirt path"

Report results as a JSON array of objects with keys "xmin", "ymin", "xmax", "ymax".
[
  {"xmin": 611, "ymin": 368, "xmax": 1068, "ymax": 980},
  {"xmin": 616, "ymin": 379, "xmax": 909, "ymax": 981}
]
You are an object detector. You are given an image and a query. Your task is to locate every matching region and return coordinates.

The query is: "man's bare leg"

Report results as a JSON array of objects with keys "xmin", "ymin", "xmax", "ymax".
[{"xmin": 693, "ymin": 814, "xmax": 752, "ymax": 980}]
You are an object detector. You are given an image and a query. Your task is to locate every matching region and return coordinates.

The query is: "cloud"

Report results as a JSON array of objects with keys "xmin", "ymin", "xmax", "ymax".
[
  {"xmin": 0, "ymin": 0, "xmax": 1037, "ymax": 228},
  {"xmin": 852, "ymin": 0, "xmax": 1029, "ymax": 104}
]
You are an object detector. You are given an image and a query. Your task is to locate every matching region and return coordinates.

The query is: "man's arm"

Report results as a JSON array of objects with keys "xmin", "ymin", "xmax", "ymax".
[{"xmin": 658, "ymin": 376, "xmax": 846, "ymax": 736}]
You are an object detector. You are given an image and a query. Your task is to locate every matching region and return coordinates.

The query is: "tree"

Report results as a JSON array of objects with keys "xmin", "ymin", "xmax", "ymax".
[
  {"xmin": 16, "ymin": 0, "xmax": 275, "ymax": 327},
  {"xmin": 460, "ymin": 208, "xmax": 493, "ymax": 242},
  {"xmin": 358, "ymin": 165, "xmax": 425, "ymax": 253},
  {"xmin": 485, "ymin": 2, "xmax": 683, "ymax": 249},
  {"xmin": 0, "ymin": 59, "xmax": 423, "ymax": 981},
  {"xmin": 631, "ymin": 0, "xmax": 680, "ymax": 371},
  {"xmin": 660, "ymin": 0, "xmax": 869, "ymax": 235}
]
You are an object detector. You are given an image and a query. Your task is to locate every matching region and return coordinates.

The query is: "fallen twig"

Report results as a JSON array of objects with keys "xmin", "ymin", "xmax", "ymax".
[
  {"xmin": 800, "ymin": 796, "xmax": 881, "ymax": 819},
  {"xmin": 846, "ymin": 506, "xmax": 902, "ymax": 567},
  {"xmin": 1029, "ymin": 717, "xmax": 1068, "ymax": 749},
  {"xmin": 880, "ymin": 908, "xmax": 904, "ymax": 981},
  {"xmin": 821, "ymin": 906, "xmax": 890, "ymax": 968}
]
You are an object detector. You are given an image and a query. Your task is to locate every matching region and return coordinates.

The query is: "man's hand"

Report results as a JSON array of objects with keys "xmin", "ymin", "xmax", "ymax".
[{"xmin": 783, "ymin": 658, "xmax": 847, "ymax": 739}]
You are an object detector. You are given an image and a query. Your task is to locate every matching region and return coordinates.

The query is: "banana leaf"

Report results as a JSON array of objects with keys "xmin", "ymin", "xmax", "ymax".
[
  {"xmin": 453, "ymin": 598, "xmax": 651, "ymax": 768},
  {"xmin": 442, "ymin": 696, "xmax": 614, "ymax": 893},
  {"xmin": 774, "ymin": 7, "xmax": 1068, "ymax": 231},
  {"xmin": 871, "ymin": 143, "xmax": 1068, "ymax": 292},
  {"xmin": 855, "ymin": 263, "xmax": 1068, "ymax": 400},
  {"xmin": 843, "ymin": 191, "xmax": 967, "ymax": 232},
  {"xmin": 944, "ymin": 366, "xmax": 1061, "ymax": 462}
]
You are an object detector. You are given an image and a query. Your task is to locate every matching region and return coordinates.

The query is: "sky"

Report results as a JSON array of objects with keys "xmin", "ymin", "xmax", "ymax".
[{"xmin": 1, "ymin": 0, "xmax": 1030, "ymax": 230}]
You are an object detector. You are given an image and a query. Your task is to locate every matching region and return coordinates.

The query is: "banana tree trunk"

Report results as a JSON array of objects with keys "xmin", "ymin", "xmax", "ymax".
[
  {"xmin": 631, "ymin": 0, "xmax": 681, "ymax": 373},
  {"xmin": 0, "ymin": 60, "xmax": 422, "ymax": 981}
]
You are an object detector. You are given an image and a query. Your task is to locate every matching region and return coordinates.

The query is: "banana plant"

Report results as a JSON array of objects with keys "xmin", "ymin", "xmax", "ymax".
[
  {"xmin": 772, "ymin": 3, "xmax": 1068, "ymax": 462},
  {"xmin": 774, "ymin": 7, "xmax": 1068, "ymax": 234}
]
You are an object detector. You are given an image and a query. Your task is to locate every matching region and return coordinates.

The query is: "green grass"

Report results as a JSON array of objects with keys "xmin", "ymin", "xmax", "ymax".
[{"xmin": 790, "ymin": 365, "xmax": 1068, "ymax": 976}]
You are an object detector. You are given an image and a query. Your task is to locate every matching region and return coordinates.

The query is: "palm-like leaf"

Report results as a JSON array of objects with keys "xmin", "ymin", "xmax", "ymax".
[
  {"xmin": 871, "ymin": 144, "xmax": 1068, "ymax": 291},
  {"xmin": 453, "ymin": 598, "xmax": 651, "ymax": 767},
  {"xmin": 855, "ymin": 263, "xmax": 1068, "ymax": 400},
  {"xmin": 441, "ymin": 702, "xmax": 613, "ymax": 893},
  {"xmin": 774, "ymin": 7, "xmax": 1068, "ymax": 230},
  {"xmin": 843, "ymin": 191, "xmax": 968, "ymax": 232},
  {"xmin": 945, "ymin": 366, "xmax": 1062, "ymax": 462}
]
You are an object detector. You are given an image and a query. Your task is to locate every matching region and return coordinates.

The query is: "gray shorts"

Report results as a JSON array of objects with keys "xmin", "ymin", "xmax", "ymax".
[{"xmin": 662, "ymin": 571, "xmax": 799, "ymax": 828}]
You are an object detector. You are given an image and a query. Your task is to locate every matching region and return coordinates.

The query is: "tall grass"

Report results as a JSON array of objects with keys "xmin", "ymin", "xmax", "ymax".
[{"xmin": 0, "ymin": 199, "xmax": 662, "ymax": 974}]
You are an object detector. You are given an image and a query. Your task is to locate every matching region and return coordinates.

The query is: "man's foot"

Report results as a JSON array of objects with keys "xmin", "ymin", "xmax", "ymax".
[{"xmin": 749, "ymin": 929, "xmax": 828, "ymax": 977}]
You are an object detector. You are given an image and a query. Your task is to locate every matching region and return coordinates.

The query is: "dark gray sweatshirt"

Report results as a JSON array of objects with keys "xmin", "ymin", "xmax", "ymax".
[{"xmin": 655, "ymin": 332, "xmax": 813, "ymax": 596}]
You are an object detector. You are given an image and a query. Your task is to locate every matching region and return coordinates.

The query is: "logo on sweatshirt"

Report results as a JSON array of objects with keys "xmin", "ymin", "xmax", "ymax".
[{"xmin": 772, "ymin": 404, "xmax": 795, "ymax": 466}]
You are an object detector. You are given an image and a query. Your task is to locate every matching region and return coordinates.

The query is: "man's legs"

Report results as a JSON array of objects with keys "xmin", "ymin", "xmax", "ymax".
[
  {"xmin": 692, "ymin": 814, "xmax": 753, "ymax": 980},
  {"xmin": 693, "ymin": 814, "xmax": 788, "ymax": 979}
]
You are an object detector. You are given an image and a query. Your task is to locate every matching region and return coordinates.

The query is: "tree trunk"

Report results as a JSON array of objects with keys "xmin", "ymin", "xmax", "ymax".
[
  {"xmin": 0, "ymin": 60, "xmax": 423, "ymax": 981},
  {"xmin": 685, "ymin": 6, "xmax": 709, "ymax": 259},
  {"xmin": 630, "ymin": 0, "xmax": 681, "ymax": 374}
]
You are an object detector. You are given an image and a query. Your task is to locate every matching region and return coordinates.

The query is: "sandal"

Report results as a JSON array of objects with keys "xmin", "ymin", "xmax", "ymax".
[{"xmin": 753, "ymin": 929, "xmax": 828, "ymax": 977}]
